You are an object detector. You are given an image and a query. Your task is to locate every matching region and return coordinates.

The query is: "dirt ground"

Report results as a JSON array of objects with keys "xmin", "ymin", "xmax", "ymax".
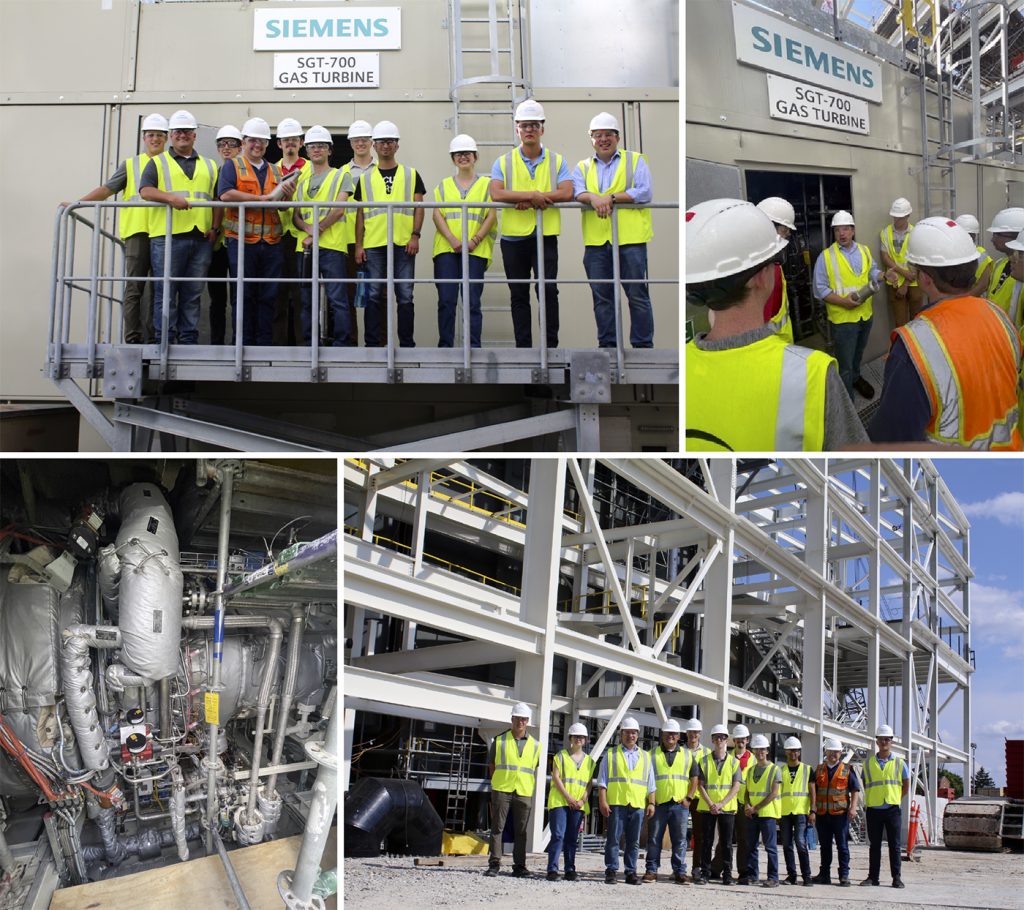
[{"xmin": 343, "ymin": 843, "xmax": 1024, "ymax": 910}]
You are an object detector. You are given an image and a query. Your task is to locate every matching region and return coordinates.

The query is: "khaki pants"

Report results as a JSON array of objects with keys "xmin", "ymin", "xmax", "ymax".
[
  {"xmin": 488, "ymin": 790, "xmax": 532, "ymax": 871},
  {"xmin": 123, "ymin": 232, "xmax": 151, "ymax": 343}
]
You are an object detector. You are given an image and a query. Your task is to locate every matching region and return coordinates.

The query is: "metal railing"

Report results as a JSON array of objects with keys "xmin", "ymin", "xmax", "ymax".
[{"xmin": 47, "ymin": 198, "xmax": 678, "ymax": 387}]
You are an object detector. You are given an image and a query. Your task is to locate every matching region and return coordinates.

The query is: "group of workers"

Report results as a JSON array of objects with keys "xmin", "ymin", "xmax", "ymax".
[
  {"xmin": 487, "ymin": 703, "xmax": 910, "ymax": 888},
  {"xmin": 685, "ymin": 196, "xmax": 1024, "ymax": 451},
  {"xmin": 70, "ymin": 100, "xmax": 656, "ymax": 351}
]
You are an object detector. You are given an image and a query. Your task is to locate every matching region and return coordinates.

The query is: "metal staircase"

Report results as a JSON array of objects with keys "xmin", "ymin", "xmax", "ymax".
[{"xmin": 743, "ymin": 623, "xmax": 802, "ymax": 703}]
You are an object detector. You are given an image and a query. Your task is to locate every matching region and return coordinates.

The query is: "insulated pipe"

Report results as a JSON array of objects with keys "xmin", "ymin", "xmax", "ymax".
[
  {"xmin": 221, "ymin": 530, "xmax": 337, "ymax": 599},
  {"xmin": 245, "ymin": 618, "xmax": 284, "ymax": 824},
  {"xmin": 266, "ymin": 606, "xmax": 306, "ymax": 797},
  {"xmin": 170, "ymin": 765, "xmax": 189, "ymax": 861},
  {"xmin": 79, "ymin": 822, "xmax": 203, "ymax": 863},
  {"xmin": 62, "ymin": 624, "xmax": 122, "ymax": 785},
  {"xmin": 0, "ymin": 824, "xmax": 15, "ymax": 877},
  {"xmin": 91, "ymin": 804, "xmax": 126, "ymax": 866},
  {"xmin": 210, "ymin": 824, "xmax": 252, "ymax": 910},
  {"xmin": 105, "ymin": 663, "xmax": 147, "ymax": 693},
  {"xmin": 159, "ymin": 678, "xmax": 172, "ymax": 741}
]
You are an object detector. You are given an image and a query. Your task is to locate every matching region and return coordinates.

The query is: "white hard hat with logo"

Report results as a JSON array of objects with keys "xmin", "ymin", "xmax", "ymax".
[
  {"xmin": 511, "ymin": 702, "xmax": 531, "ymax": 721},
  {"xmin": 784, "ymin": 736, "xmax": 803, "ymax": 751},
  {"xmin": 987, "ymin": 207, "xmax": 1024, "ymax": 234},
  {"xmin": 589, "ymin": 111, "xmax": 620, "ymax": 133},
  {"xmin": 831, "ymin": 210, "xmax": 856, "ymax": 228},
  {"xmin": 824, "ymin": 737, "xmax": 844, "ymax": 752},
  {"xmin": 889, "ymin": 197, "xmax": 913, "ymax": 217},
  {"xmin": 277, "ymin": 117, "xmax": 303, "ymax": 138},
  {"xmin": 756, "ymin": 197, "xmax": 796, "ymax": 231},
  {"xmin": 710, "ymin": 724, "xmax": 730, "ymax": 737},
  {"xmin": 372, "ymin": 120, "xmax": 400, "ymax": 141},
  {"xmin": 620, "ymin": 715, "xmax": 640, "ymax": 731},
  {"xmin": 685, "ymin": 198, "xmax": 788, "ymax": 284},
  {"xmin": 749, "ymin": 733, "xmax": 770, "ymax": 749},
  {"xmin": 567, "ymin": 722, "xmax": 588, "ymax": 738},
  {"xmin": 216, "ymin": 124, "xmax": 242, "ymax": 142},
  {"xmin": 348, "ymin": 120, "xmax": 373, "ymax": 139},
  {"xmin": 661, "ymin": 718, "xmax": 681, "ymax": 734},
  {"xmin": 906, "ymin": 218, "xmax": 978, "ymax": 267},
  {"xmin": 304, "ymin": 125, "xmax": 333, "ymax": 145},
  {"xmin": 876, "ymin": 724, "xmax": 895, "ymax": 738},
  {"xmin": 731, "ymin": 724, "xmax": 750, "ymax": 740},
  {"xmin": 448, "ymin": 133, "xmax": 478, "ymax": 154},
  {"xmin": 1006, "ymin": 228, "xmax": 1024, "ymax": 253},
  {"xmin": 168, "ymin": 110, "xmax": 198, "ymax": 130},
  {"xmin": 142, "ymin": 113, "xmax": 169, "ymax": 133},
  {"xmin": 242, "ymin": 117, "xmax": 272, "ymax": 140},
  {"xmin": 955, "ymin": 214, "xmax": 981, "ymax": 235},
  {"xmin": 514, "ymin": 98, "xmax": 545, "ymax": 122},
  {"xmin": 685, "ymin": 718, "xmax": 703, "ymax": 733}
]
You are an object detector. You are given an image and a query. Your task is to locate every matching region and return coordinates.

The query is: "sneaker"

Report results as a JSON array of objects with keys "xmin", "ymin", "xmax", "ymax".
[
  {"xmin": 564, "ymin": 870, "xmax": 578, "ymax": 882},
  {"xmin": 893, "ymin": 879, "xmax": 906, "ymax": 889},
  {"xmin": 860, "ymin": 878, "xmax": 880, "ymax": 886},
  {"xmin": 839, "ymin": 878, "xmax": 851, "ymax": 887},
  {"xmin": 483, "ymin": 867, "xmax": 499, "ymax": 878},
  {"xmin": 546, "ymin": 871, "xmax": 559, "ymax": 882},
  {"xmin": 604, "ymin": 870, "xmax": 617, "ymax": 885},
  {"xmin": 512, "ymin": 868, "xmax": 532, "ymax": 879},
  {"xmin": 625, "ymin": 873, "xmax": 640, "ymax": 886},
  {"xmin": 642, "ymin": 872, "xmax": 658, "ymax": 883},
  {"xmin": 854, "ymin": 377, "xmax": 875, "ymax": 399},
  {"xmin": 763, "ymin": 880, "xmax": 780, "ymax": 888}
]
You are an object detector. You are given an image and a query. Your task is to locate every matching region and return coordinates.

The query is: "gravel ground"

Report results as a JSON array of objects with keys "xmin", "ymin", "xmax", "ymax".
[{"xmin": 343, "ymin": 843, "xmax": 1024, "ymax": 910}]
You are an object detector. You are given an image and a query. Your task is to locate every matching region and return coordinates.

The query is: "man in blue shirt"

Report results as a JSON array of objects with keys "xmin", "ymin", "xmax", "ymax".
[{"xmin": 860, "ymin": 725, "xmax": 910, "ymax": 889}]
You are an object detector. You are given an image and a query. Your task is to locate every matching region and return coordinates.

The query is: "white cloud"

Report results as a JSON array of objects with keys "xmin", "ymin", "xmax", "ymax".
[
  {"xmin": 978, "ymin": 719, "xmax": 1024, "ymax": 737},
  {"xmin": 961, "ymin": 491, "xmax": 1024, "ymax": 527},
  {"xmin": 965, "ymin": 583, "xmax": 1024, "ymax": 660}
]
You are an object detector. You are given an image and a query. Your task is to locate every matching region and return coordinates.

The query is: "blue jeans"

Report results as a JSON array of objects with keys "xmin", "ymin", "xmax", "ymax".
[
  {"xmin": 364, "ymin": 245, "xmax": 416, "ymax": 347},
  {"xmin": 582, "ymin": 242, "xmax": 654, "ymax": 348},
  {"xmin": 150, "ymin": 232, "xmax": 213, "ymax": 345},
  {"xmin": 831, "ymin": 316, "xmax": 872, "ymax": 398},
  {"xmin": 434, "ymin": 252, "xmax": 485, "ymax": 347},
  {"xmin": 746, "ymin": 815, "xmax": 779, "ymax": 881},
  {"xmin": 226, "ymin": 238, "xmax": 283, "ymax": 345},
  {"xmin": 296, "ymin": 249, "xmax": 352, "ymax": 346},
  {"xmin": 779, "ymin": 814, "xmax": 812, "ymax": 880},
  {"xmin": 645, "ymin": 802, "xmax": 688, "ymax": 875},
  {"xmin": 604, "ymin": 804, "xmax": 643, "ymax": 874},
  {"xmin": 816, "ymin": 813, "xmax": 851, "ymax": 880},
  {"xmin": 546, "ymin": 805, "xmax": 584, "ymax": 873},
  {"xmin": 866, "ymin": 805, "xmax": 902, "ymax": 883}
]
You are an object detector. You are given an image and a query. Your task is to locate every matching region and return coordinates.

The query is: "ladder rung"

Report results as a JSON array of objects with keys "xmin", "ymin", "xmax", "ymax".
[
  {"xmin": 462, "ymin": 48, "xmax": 512, "ymax": 54},
  {"xmin": 460, "ymin": 16, "xmax": 512, "ymax": 24}
]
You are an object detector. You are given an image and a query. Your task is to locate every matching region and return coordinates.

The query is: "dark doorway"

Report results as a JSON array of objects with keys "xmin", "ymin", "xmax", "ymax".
[{"xmin": 265, "ymin": 131, "xmax": 354, "ymax": 170}]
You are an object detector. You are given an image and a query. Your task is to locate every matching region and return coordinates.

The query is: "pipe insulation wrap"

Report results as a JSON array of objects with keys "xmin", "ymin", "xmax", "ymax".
[
  {"xmin": 96, "ymin": 544, "xmax": 121, "ymax": 619},
  {"xmin": 61, "ymin": 625, "xmax": 121, "ymax": 774},
  {"xmin": 92, "ymin": 806, "xmax": 126, "ymax": 866},
  {"xmin": 115, "ymin": 484, "xmax": 184, "ymax": 682},
  {"xmin": 170, "ymin": 770, "xmax": 189, "ymax": 862},
  {"xmin": 104, "ymin": 663, "xmax": 147, "ymax": 693},
  {"xmin": 79, "ymin": 822, "xmax": 202, "ymax": 863}
]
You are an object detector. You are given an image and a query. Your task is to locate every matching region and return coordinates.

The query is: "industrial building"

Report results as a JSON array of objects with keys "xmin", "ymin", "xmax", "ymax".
[
  {"xmin": 0, "ymin": 0, "xmax": 679, "ymax": 453},
  {"xmin": 343, "ymin": 456, "xmax": 974, "ymax": 856},
  {"xmin": 0, "ymin": 458, "xmax": 338, "ymax": 908}
]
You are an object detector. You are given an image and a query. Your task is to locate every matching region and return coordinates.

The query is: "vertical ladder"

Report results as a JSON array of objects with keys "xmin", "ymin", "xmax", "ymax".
[
  {"xmin": 444, "ymin": 725, "xmax": 473, "ymax": 830},
  {"xmin": 918, "ymin": 36, "xmax": 957, "ymax": 218}
]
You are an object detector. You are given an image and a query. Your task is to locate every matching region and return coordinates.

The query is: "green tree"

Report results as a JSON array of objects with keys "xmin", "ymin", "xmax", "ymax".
[
  {"xmin": 972, "ymin": 766, "xmax": 995, "ymax": 791},
  {"xmin": 939, "ymin": 769, "xmax": 964, "ymax": 798}
]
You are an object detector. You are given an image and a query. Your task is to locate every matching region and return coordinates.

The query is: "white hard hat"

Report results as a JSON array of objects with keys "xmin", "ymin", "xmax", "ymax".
[
  {"xmin": 710, "ymin": 724, "xmax": 730, "ymax": 737},
  {"xmin": 955, "ymin": 214, "xmax": 981, "ymax": 235},
  {"xmin": 216, "ymin": 124, "xmax": 242, "ymax": 142},
  {"xmin": 750, "ymin": 733, "xmax": 770, "ymax": 749},
  {"xmin": 906, "ymin": 217, "xmax": 979, "ymax": 267},
  {"xmin": 731, "ymin": 724, "xmax": 750, "ymax": 740},
  {"xmin": 372, "ymin": 120, "xmax": 400, "ymax": 141},
  {"xmin": 824, "ymin": 738, "xmax": 843, "ymax": 752},
  {"xmin": 589, "ymin": 111, "xmax": 620, "ymax": 133},
  {"xmin": 831, "ymin": 210, "xmax": 856, "ymax": 228},
  {"xmin": 756, "ymin": 197, "xmax": 796, "ymax": 231},
  {"xmin": 511, "ymin": 702, "xmax": 531, "ymax": 721},
  {"xmin": 987, "ymin": 207, "xmax": 1024, "ymax": 234},
  {"xmin": 348, "ymin": 120, "xmax": 373, "ymax": 139},
  {"xmin": 661, "ymin": 719, "xmax": 681, "ymax": 734},
  {"xmin": 889, "ymin": 197, "xmax": 913, "ymax": 218},
  {"xmin": 567, "ymin": 722, "xmax": 588, "ymax": 738},
  {"xmin": 448, "ymin": 133, "xmax": 478, "ymax": 154},
  {"xmin": 241, "ymin": 117, "xmax": 272, "ymax": 140},
  {"xmin": 168, "ymin": 109, "xmax": 198, "ymax": 130},
  {"xmin": 1006, "ymin": 228, "xmax": 1024, "ymax": 253},
  {"xmin": 620, "ymin": 716, "xmax": 640, "ymax": 731},
  {"xmin": 514, "ymin": 98, "xmax": 545, "ymax": 122},
  {"xmin": 142, "ymin": 113, "xmax": 169, "ymax": 133},
  {"xmin": 685, "ymin": 198, "xmax": 788, "ymax": 284},
  {"xmin": 784, "ymin": 736, "xmax": 803, "ymax": 751},
  {"xmin": 685, "ymin": 718, "xmax": 703, "ymax": 733},
  {"xmin": 276, "ymin": 117, "xmax": 303, "ymax": 139},
  {"xmin": 304, "ymin": 125, "xmax": 333, "ymax": 145},
  {"xmin": 876, "ymin": 724, "xmax": 895, "ymax": 738}
]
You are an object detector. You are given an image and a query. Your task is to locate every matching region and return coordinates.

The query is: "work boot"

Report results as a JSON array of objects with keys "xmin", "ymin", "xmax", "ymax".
[
  {"xmin": 692, "ymin": 874, "xmax": 707, "ymax": 885},
  {"xmin": 782, "ymin": 875, "xmax": 797, "ymax": 885},
  {"xmin": 512, "ymin": 867, "xmax": 532, "ymax": 879},
  {"xmin": 812, "ymin": 872, "xmax": 831, "ymax": 885},
  {"xmin": 483, "ymin": 865, "xmax": 499, "ymax": 877},
  {"xmin": 564, "ymin": 870, "xmax": 578, "ymax": 882},
  {"xmin": 853, "ymin": 377, "xmax": 875, "ymax": 399},
  {"xmin": 625, "ymin": 873, "xmax": 640, "ymax": 885},
  {"xmin": 673, "ymin": 873, "xmax": 688, "ymax": 885},
  {"xmin": 722, "ymin": 876, "xmax": 735, "ymax": 886},
  {"xmin": 860, "ymin": 878, "xmax": 880, "ymax": 886},
  {"xmin": 763, "ymin": 879, "xmax": 780, "ymax": 888},
  {"xmin": 737, "ymin": 876, "xmax": 753, "ymax": 886},
  {"xmin": 802, "ymin": 878, "xmax": 814, "ymax": 887},
  {"xmin": 893, "ymin": 879, "xmax": 906, "ymax": 889},
  {"xmin": 604, "ymin": 870, "xmax": 617, "ymax": 885},
  {"xmin": 642, "ymin": 872, "xmax": 658, "ymax": 883},
  {"xmin": 839, "ymin": 878, "xmax": 851, "ymax": 887},
  {"xmin": 546, "ymin": 871, "xmax": 559, "ymax": 882}
]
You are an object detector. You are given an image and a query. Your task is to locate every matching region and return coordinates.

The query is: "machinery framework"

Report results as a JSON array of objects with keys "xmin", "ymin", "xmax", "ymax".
[{"xmin": 343, "ymin": 457, "xmax": 974, "ymax": 850}]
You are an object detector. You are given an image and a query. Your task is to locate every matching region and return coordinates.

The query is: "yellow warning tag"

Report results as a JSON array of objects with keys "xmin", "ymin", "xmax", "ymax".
[{"xmin": 204, "ymin": 692, "xmax": 219, "ymax": 725}]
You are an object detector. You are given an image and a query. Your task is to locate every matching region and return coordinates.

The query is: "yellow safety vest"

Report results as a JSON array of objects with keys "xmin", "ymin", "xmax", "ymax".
[
  {"xmin": 120, "ymin": 154, "xmax": 160, "ymax": 239},
  {"xmin": 770, "ymin": 266, "xmax": 794, "ymax": 343},
  {"xmin": 651, "ymin": 747, "xmax": 694, "ymax": 804},
  {"xmin": 491, "ymin": 731, "xmax": 540, "ymax": 797},
  {"xmin": 339, "ymin": 161, "xmax": 374, "ymax": 247},
  {"xmin": 686, "ymin": 334, "xmax": 831, "ymax": 452},
  {"xmin": 149, "ymin": 151, "xmax": 217, "ymax": 237},
  {"xmin": 605, "ymin": 746, "xmax": 652, "ymax": 809},
  {"xmin": 432, "ymin": 176, "xmax": 495, "ymax": 262},
  {"xmin": 698, "ymin": 753, "xmax": 740, "ymax": 814},
  {"xmin": 880, "ymin": 223, "xmax": 917, "ymax": 287},
  {"xmin": 293, "ymin": 167, "xmax": 348, "ymax": 253},
  {"xmin": 689, "ymin": 745, "xmax": 712, "ymax": 810},
  {"xmin": 278, "ymin": 160, "xmax": 309, "ymax": 239},
  {"xmin": 987, "ymin": 259, "xmax": 1024, "ymax": 329},
  {"xmin": 745, "ymin": 763, "xmax": 782, "ymax": 819},
  {"xmin": 822, "ymin": 241, "xmax": 874, "ymax": 324},
  {"xmin": 577, "ymin": 151, "xmax": 653, "ymax": 247},
  {"xmin": 975, "ymin": 246, "xmax": 994, "ymax": 285},
  {"xmin": 780, "ymin": 762, "xmax": 812, "ymax": 816},
  {"xmin": 547, "ymin": 749, "xmax": 595, "ymax": 814},
  {"xmin": 360, "ymin": 165, "xmax": 417, "ymax": 249},
  {"xmin": 497, "ymin": 147, "xmax": 564, "ymax": 237},
  {"xmin": 862, "ymin": 754, "xmax": 906, "ymax": 809}
]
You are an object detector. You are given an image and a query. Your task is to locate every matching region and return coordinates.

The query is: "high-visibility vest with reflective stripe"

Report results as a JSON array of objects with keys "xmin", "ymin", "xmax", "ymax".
[
  {"xmin": 293, "ymin": 167, "xmax": 347, "ymax": 253},
  {"xmin": 432, "ymin": 176, "xmax": 495, "ymax": 262},
  {"xmin": 745, "ymin": 762, "xmax": 782, "ymax": 819},
  {"xmin": 120, "ymin": 154, "xmax": 160, "ymax": 239},
  {"xmin": 862, "ymin": 754, "xmax": 906, "ymax": 809},
  {"xmin": 361, "ymin": 166, "xmax": 417, "ymax": 248},
  {"xmin": 689, "ymin": 745, "xmax": 712, "ymax": 810},
  {"xmin": 686, "ymin": 334, "xmax": 831, "ymax": 452},
  {"xmin": 815, "ymin": 762, "xmax": 850, "ymax": 815},
  {"xmin": 497, "ymin": 147, "xmax": 564, "ymax": 237},
  {"xmin": 223, "ymin": 157, "xmax": 284, "ymax": 244},
  {"xmin": 339, "ymin": 161, "xmax": 374, "ymax": 247},
  {"xmin": 894, "ymin": 296, "xmax": 1022, "ymax": 450},
  {"xmin": 698, "ymin": 753, "xmax": 740, "ymax": 814},
  {"xmin": 547, "ymin": 749, "xmax": 595, "ymax": 814},
  {"xmin": 822, "ymin": 242, "xmax": 874, "ymax": 324},
  {"xmin": 491, "ymin": 732, "xmax": 540, "ymax": 797},
  {"xmin": 881, "ymin": 223, "xmax": 917, "ymax": 287},
  {"xmin": 975, "ymin": 246, "xmax": 994, "ymax": 285},
  {"xmin": 651, "ymin": 747, "xmax": 694, "ymax": 804},
  {"xmin": 605, "ymin": 746, "xmax": 651, "ymax": 809},
  {"xmin": 770, "ymin": 265, "xmax": 794, "ymax": 343},
  {"xmin": 577, "ymin": 151, "xmax": 653, "ymax": 247},
  {"xmin": 149, "ymin": 152, "xmax": 217, "ymax": 237},
  {"xmin": 987, "ymin": 259, "xmax": 1023, "ymax": 323},
  {"xmin": 780, "ymin": 761, "xmax": 812, "ymax": 816}
]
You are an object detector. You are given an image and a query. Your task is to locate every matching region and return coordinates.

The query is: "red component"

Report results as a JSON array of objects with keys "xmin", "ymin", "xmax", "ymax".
[
  {"xmin": 937, "ymin": 787, "xmax": 956, "ymax": 800},
  {"xmin": 1007, "ymin": 740, "xmax": 1024, "ymax": 800},
  {"xmin": 120, "ymin": 740, "xmax": 153, "ymax": 762}
]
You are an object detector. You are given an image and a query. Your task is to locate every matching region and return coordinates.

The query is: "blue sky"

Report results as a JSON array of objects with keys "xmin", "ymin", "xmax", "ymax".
[{"xmin": 933, "ymin": 458, "xmax": 1024, "ymax": 787}]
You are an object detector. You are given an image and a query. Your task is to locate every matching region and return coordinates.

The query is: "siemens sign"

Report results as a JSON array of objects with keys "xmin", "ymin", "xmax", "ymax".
[
  {"xmin": 254, "ymin": 7, "xmax": 401, "ymax": 51},
  {"xmin": 732, "ymin": 2, "xmax": 882, "ymax": 104}
]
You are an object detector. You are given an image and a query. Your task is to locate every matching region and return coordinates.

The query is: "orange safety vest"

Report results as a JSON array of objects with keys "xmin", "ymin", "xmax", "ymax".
[
  {"xmin": 893, "ymin": 296, "xmax": 1022, "ymax": 450},
  {"xmin": 815, "ymin": 762, "xmax": 850, "ymax": 815},
  {"xmin": 223, "ymin": 156, "xmax": 284, "ymax": 244}
]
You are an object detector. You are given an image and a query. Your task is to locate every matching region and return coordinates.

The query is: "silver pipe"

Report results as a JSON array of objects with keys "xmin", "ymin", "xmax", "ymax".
[
  {"xmin": 62, "ymin": 624, "xmax": 121, "ymax": 785},
  {"xmin": 182, "ymin": 614, "xmax": 274, "ymax": 630},
  {"xmin": 170, "ymin": 765, "xmax": 189, "ymax": 861},
  {"xmin": 289, "ymin": 711, "xmax": 338, "ymax": 902},
  {"xmin": 210, "ymin": 824, "xmax": 252, "ymax": 910},
  {"xmin": 159, "ymin": 678, "xmax": 172, "ymax": 740},
  {"xmin": 266, "ymin": 606, "xmax": 306, "ymax": 795},
  {"xmin": 221, "ymin": 529, "xmax": 337, "ymax": 598},
  {"xmin": 245, "ymin": 618, "xmax": 284, "ymax": 823}
]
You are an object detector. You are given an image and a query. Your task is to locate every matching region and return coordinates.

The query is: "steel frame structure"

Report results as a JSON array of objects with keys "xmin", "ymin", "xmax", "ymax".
[{"xmin": 343, "ymin": 457, "xmax": 973, "ymax": 849}]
